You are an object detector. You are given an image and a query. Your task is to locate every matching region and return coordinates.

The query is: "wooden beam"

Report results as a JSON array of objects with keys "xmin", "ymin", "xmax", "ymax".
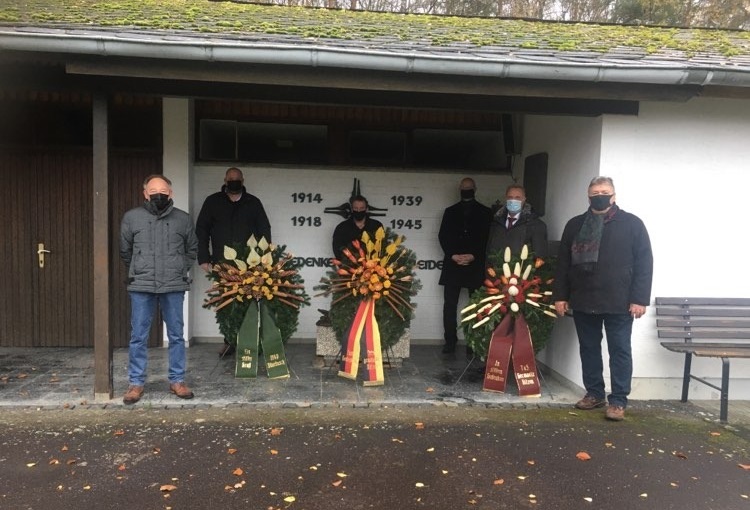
[{"xmin": 92, "ymin": 95, "xmax": 113, "ymax": 401}]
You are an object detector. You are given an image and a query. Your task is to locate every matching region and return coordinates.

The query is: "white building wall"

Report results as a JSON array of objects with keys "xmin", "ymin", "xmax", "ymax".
[
  {"xmin": 535, "ymin": 97, "xmax": 750, "ymax": 400},
  {"xmin": 523, "ymin": 114, "xmax": 603, "ymax": 395},
  {"xmin": 189, "ymin": 166, "xmax": 513, "ymax": 344}
]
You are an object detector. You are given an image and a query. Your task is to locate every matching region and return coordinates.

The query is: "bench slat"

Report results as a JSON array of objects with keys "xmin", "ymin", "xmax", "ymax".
[
  {"xmin": 660, "ymin": 342, "xmax": 750, "ymax": 358},
  {"xmin": 656, "ymin": 307, "xmax": 750, "ymax": 317},
  {"xmin": 657, "ymin": 330, "xmax": 750, "ymax": 339},
  {"xmin": 655, "ymin": 297, "xmax": 750, "ymax": 306},
  {"xmin": 656, "ymin": 318, "xmax": 750, "ymax": 328}
]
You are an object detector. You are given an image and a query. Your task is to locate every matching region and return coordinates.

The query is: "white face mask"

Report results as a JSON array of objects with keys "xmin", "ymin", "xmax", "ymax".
[{"xmin": 506, "ymin": 199, "xmax": 523, "ymax": 214}]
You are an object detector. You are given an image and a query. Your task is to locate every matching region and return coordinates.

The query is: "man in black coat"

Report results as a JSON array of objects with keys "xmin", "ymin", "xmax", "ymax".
[
  {"xmin": 486, "ymin": 184, "xmax": 548, "ymax": 259},
  {"xmin": 332, "ymin": 195, "xmax": 383, "ymax": 260},
  {"xmin": 438, "ymin": 178, "xmax": 491, "ymax": 355},
  {"xmin": 196, "ymin": 167, "xmax": 272, "ymax": 357},
  {"xmin": 553, "ymin": 176, "xmax": 653, "ymax": 422}
]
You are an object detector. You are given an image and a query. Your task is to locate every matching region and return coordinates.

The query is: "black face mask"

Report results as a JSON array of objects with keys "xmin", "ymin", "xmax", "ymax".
[
  {"xmin": 351, "ymin": 211, "xmax": 367, "ymax": 221},
  {"xmin": 149, "ymin": 193, "xmax": 170, "ymax": 211},
  {"xmin": 589, "ymin": 195, "xmax": 613, "ymax": 212},
  {"xmin": 226, "ymin": 180, "xmax": 243, "ymax": 193},
  {"xmin": 460, "ymin": 189, "xmax": 475, "ymax": 200}
]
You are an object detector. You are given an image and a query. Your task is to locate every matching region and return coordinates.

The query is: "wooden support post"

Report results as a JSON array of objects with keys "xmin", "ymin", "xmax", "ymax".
[{"xmin": 93, "ymin": 95, "xmax": 113, "ymax": 401}]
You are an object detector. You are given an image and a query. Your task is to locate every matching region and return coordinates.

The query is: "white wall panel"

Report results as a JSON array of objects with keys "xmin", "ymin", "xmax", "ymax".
[{"xmin": 189, "ymin": 165, "xmax": 512, "ymax": 342}]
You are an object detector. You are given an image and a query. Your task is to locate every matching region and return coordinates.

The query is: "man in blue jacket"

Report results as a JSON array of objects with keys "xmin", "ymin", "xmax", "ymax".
[
  {"xmin": 553, "ymin": 176, "xmax": 653, "ymax": 422},
  {"xmin": 120, "ymin": 175, "xmax": 198, "ymax": 405}
]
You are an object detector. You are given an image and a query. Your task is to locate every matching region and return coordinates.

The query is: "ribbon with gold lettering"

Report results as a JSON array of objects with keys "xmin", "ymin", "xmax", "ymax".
[
  {"xmin": 483, "ymin": 314, "xmax": 540, "ymax": 396},
  {"xmin": 235, "ymin": 301, "xmax": 290, "ymax": 379},
  {"xmin": 338, "ymin": 299, "xmax": 384, "ymax": 386}
]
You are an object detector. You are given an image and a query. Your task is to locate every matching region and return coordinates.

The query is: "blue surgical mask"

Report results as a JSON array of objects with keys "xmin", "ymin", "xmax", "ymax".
[{"xmin": 506, "ymin": 199, "xmax": 523, "ymax": 214}]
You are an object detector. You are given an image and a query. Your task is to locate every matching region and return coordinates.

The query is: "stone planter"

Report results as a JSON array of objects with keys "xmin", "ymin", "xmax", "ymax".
[{"xmin": 315, "ymin": 326, "xmax": 410, "ymax": 368}]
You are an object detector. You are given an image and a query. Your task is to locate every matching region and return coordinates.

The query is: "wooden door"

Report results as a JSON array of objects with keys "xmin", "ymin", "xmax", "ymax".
[{"xmin": 0, "ymin": 148, "xmax": 92, "ymax": 347}]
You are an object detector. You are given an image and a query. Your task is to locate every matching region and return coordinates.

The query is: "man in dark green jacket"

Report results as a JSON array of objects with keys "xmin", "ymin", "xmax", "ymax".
[
  {"xmin": 119, "ymin": 175, "xmax": 198, "ymax": 405},
  {"xmin": 553, "ymin": 176, "xmax": 653, "ymax": 422}
]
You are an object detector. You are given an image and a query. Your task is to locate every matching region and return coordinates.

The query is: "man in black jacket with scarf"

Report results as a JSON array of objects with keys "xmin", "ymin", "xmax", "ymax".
[
  {"xmin": 438, "ymin": 178, "xmax": 491, "ymax": 355},
  {"xmin": 553, "ymin": 176, "xmax": 653, "ymax": 422},
  {"xmin": 197, "ymin": 167, "xmax": 272, "ymax": 357}
]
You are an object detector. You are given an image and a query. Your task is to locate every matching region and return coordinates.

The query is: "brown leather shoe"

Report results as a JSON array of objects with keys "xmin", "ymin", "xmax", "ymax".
[
  {"xmin": 605, "ymin": 405, "xmax": 625, "ymax": 421},
  {"xmin": 169, "ymin": 382, "xmax": 194, "ymax": 400},
  {"xmin": 123, "ymin": 385, "xmax": 144, "ymax": 405},
  {"xmin": 575, "ymin": 394, "xmax": 607, "ymax": 410}
]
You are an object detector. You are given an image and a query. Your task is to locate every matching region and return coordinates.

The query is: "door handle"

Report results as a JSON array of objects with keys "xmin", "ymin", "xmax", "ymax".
[{"xmin": 37, "ymin": 243, "xmax": 50, "ymax": 268}]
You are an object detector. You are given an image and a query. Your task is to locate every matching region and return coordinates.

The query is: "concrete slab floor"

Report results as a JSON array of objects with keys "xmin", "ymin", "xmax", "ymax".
[{"xmin": 1, "ymin": 343, "xmax": 748, "ymax": 426}]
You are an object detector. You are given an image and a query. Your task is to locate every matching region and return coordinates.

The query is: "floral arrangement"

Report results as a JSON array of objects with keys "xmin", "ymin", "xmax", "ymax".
[
  {"xmin": 315, "ymin": 227, "xmax": 420, "ymax": 349},
  {"xmin": 461, "ymin": 245, "xmax": 556, "ymax": 359},
  {"xmin": 204, "ymin": 235, "xmax": 309, "ymax": 345}
]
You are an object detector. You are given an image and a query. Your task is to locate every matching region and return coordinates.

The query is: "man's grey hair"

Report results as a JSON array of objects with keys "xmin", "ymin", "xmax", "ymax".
[
  {"xmin": 588, "ymin": 176, "xmax": 615, "ymax": 191},
  {"xmin": 143, "ymin": 174, "xmax": 172, "ymax": 188}
]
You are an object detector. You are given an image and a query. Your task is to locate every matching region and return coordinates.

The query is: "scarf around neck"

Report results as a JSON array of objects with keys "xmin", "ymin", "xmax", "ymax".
[{"xmin": 571, "ymin": 204, "xmax": 619, "ymax": 268}]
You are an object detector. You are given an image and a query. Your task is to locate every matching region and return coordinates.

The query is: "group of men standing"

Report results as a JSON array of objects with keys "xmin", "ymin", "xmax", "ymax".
[
  {"xmin": 119, "ymin": 169, "xmax": 653, "ymax": 421},
  {"xmin": 438, "ymin": 176, "xmax": 652, "ymax": 421}
]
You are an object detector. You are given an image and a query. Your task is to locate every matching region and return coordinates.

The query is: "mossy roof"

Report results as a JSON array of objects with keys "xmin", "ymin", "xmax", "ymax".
[{"xmin": 2, "ymin": 0, "xmax": 750, "ymax": 71}]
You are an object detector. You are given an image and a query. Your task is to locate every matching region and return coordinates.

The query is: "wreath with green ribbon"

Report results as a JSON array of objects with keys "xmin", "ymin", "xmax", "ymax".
[
  {"xmin": 461, "ymin": 246, "xmax": 556, "ymax": 360},
  {"xmin": 203, "ymin": 237, "xmax": 310, "ymax": 346}
]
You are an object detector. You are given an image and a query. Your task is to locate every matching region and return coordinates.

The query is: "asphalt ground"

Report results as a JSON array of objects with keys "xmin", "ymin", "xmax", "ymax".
[{"xmin": 1, "ymin": 405, "xmax": 748, "ymax": 510}]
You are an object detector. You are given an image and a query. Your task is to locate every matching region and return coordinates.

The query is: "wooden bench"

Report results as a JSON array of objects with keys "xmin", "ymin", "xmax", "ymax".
[{"xmin": 655, "ymin": 297, "xmax": 750, "ymax": 423}]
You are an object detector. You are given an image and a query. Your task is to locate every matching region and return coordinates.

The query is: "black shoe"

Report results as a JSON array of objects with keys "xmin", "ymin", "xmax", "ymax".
[
  {"xmin": 441, "ymin": 344, "xmax": 456, "ymax": 354},
  {"xmin": 219, "ymin": 344, "xmax": 236, "ymax": 358}
]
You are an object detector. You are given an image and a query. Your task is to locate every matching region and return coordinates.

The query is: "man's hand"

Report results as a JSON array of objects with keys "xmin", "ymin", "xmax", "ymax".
[
  {"xmin": 629, "ymin": 303, "xmax": 647, "ymax": 319},
  {"xmin": 554, "ymin": 300, "xmax": 569, "ymax": 317},
  {"xmin": 451, "ymin": 254, "xmax": 475, "ymax": 266},
  {"xmin": 200, "ymin": 263, "xmax": 212, "ymax": 273}
]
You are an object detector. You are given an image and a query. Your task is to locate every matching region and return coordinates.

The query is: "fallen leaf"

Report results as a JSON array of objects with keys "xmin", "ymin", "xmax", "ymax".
[
  {"xmin": 118, "ymin": 464, "xmax": 126, "ymax": 471},
  {"xmin": 336, "ymin": 472, "xmax": 348, "ymax": 478},
  {"xmin": 233, "ymin": 468, "xmax": 244, "ymax": 476},
  {"xmin": 113, "ymin": 430, "xmax": 125, "ymax": 436},
  {"xmin": 670, "ymin": 482, "xmax": 678, "ymax": 487},
  {"xmin": 49, "ymin": 459, "xmax": 60, "ymax": 465},
  {"xmin": 493, "ymin": 479, "xmax": 504, "ymax": 485},
  {"xmin": 583, "ymin": 497, "xmax": 593, "ymax": 502},
  {"xmin": 517, "ymin": 475, "xmax": 527, "ymax": 480},
  {"xmin": 425, "ymin": 387, "xmax": 434, "ymax": 393},
  {"xmin": 391, "ymin": 438, "xmax": 404, "ymax": 443},
  {"xmin": 639, "ymin": 493, "xmax": 648, "ymax": 498},
  {"xmin": 270, "ymin": 450, "xmax": 279, "ymax": 455},
  {"xmin": 568, "ymin": 411, "xmax": 578, "ymax": 416},
  {"xmin": 83, "ymin": 485, "xmax": 91, "ymax": 490},
  {"xmin": 270, "ymin": 428, "xmax": 283, "ymax": 436},
  {"xmin": 160, "ymin": 485, "xmax": 177, "ymax": 492},
  {"xmin": 415, "ymin": 422, "xmax": 425, "ymax": 430},
  {"xmin": 61, "ymin": 445, "xmax": 69, "ymax": 452},
  {"xmin": 426, "ymin": 447, "xmax": 435, "ymax": 452},
  {"xmin": 415, "ymin": 482, "xmax": 425, "ymax": 488},
  {"xmin": 674, "ymin": 452, "xmax": 688, "ymax": 460},
  {"xmin": 331, "ymin": 480, "xmax": 342, "ymax": 487},
  {"xmin": 576, "ymin": 452, "xmax": 592, "ymax": 461},
  {"xmin": 309, "ymin": 466, "xmax": 318, "ymax": 471},
  {"xmin": 441, "ymin": 470, "xmax": 449, "ymax": 475},
  {"xmin": 527, "ymin": 460, "xmax": 535, "ymax": 465},
  {"xmin": 529, "ymin": 494, "xmax": 536, "ymax": 499},
  {"xmin": 153, "ymin": 447, "xmax": 161, "ymax": 454},
  {"xmin": 739, "ymin": 464, "xmax": 750, "ymax": 470},
  {"xmin": 283, "ymin": 496, "xmax": 296, "ymax": 503},
  {"xmin": 234, "ymin": 483, "xmax": 243, "ymax": 489},
  {"xmin": 17, "ymin": 373, "xmax": 28, "ymax": 379},
  {"xmin": 66, "ymin": 459, "xmax": 77, "ymax": 465},
  {"xmin": 710, "ymin": 432, "xmax": 721, "ymax": 436},
  {"xmin": 26, "ymin": 462, "xmax": 37, "ymax": 468},
  {"xmin": 227, "ymin": 448, "xmax": 237, "ymax": 455},
  {"xmin": 224, "ymin": 485, "xmax": 234, "ymax": 491}
]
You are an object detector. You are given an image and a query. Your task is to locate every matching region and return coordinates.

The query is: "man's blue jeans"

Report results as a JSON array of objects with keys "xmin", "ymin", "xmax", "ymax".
[
  {"xmin": 572, "ymin": 311, "xmax": 634, "ymax": 408},
  {"xmin": 128, "ymin": 291, "xmax": 187, "ymax": 386}
]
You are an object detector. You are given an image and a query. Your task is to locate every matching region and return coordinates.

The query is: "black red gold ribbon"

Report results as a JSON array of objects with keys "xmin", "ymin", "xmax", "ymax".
[{"xmin": 338, "ymin": 299, "xmax": 384, "ymax": 386}]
